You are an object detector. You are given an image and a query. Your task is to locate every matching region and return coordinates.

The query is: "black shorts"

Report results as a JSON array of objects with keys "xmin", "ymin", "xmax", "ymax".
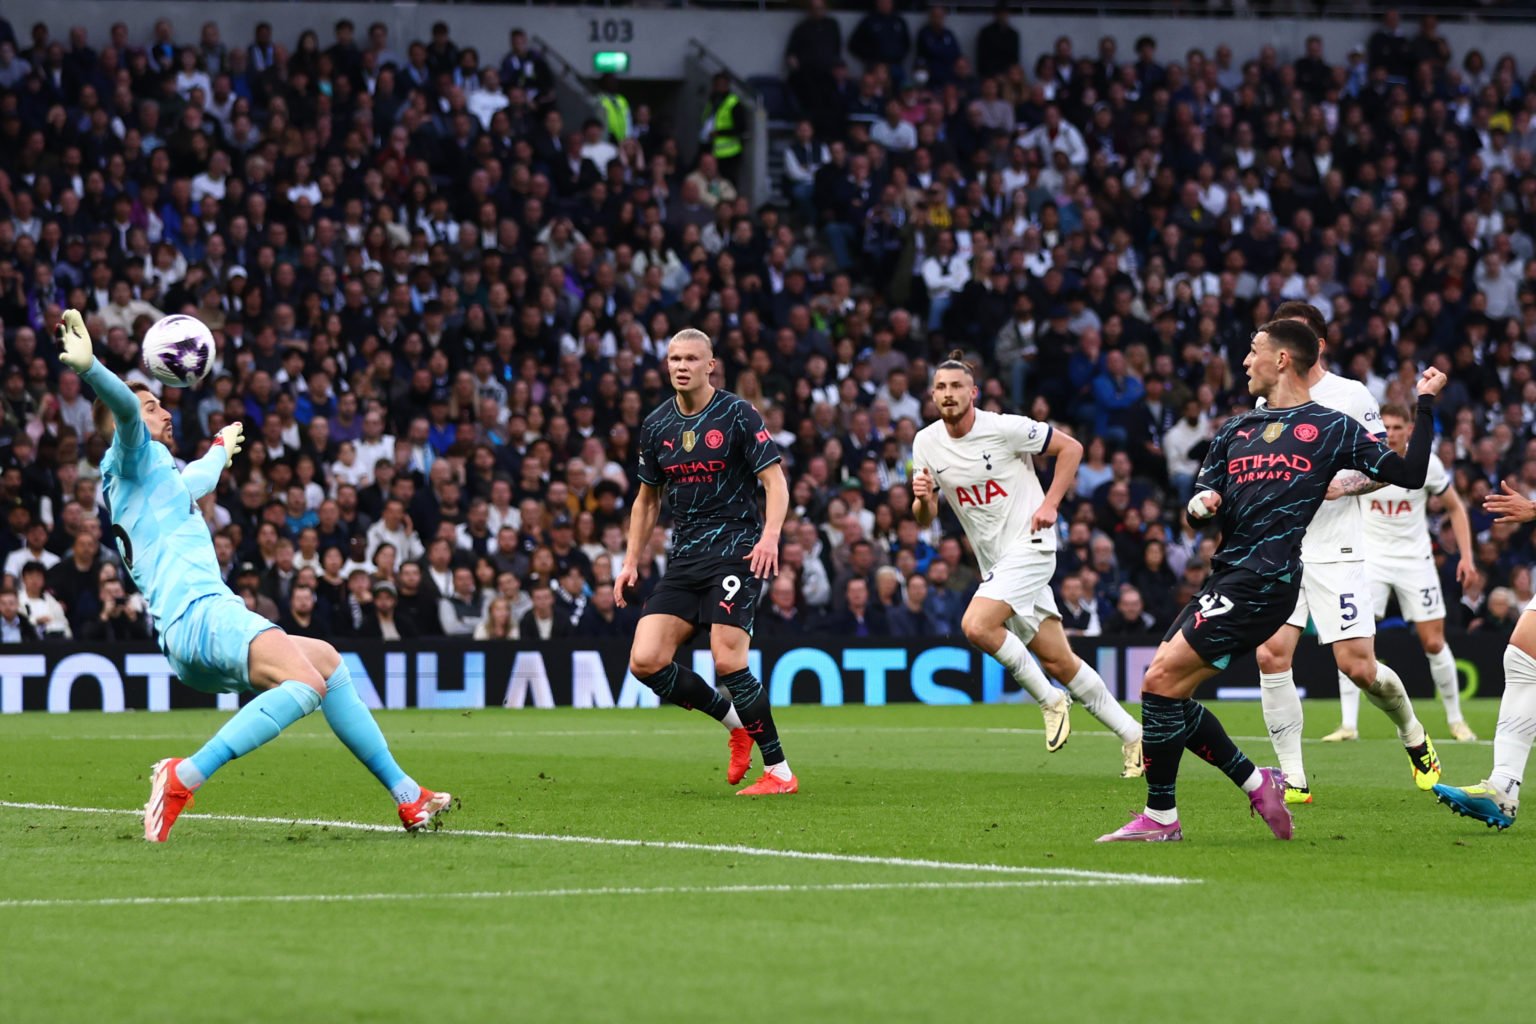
[
  {"xmin": 1165, "ymin": 566, "xmax": 1300, "ymax": 670},
  {"xmin": 642, "ymin": 557, "xmax": 762, "ymax": 636}
]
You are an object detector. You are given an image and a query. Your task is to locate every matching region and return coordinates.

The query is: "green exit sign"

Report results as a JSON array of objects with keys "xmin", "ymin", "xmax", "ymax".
[{"xmin": 593, "ymin": 51, "xmax": 630, "ymax": 74}]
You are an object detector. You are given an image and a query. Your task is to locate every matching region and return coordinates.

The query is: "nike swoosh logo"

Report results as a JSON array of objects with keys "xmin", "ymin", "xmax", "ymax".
[
  {"xmin": 1340, "ymin": 621, "xmax": 1358, "ymax": 630},
  {"xmin": 1048, "ymin": 716, "xmax": 1067, "ymax": 748}
]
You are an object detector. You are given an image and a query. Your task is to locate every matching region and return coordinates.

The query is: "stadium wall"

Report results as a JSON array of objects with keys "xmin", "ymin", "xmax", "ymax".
[
  {"xmin": 0, "ymin": 631, "xmax": 1509, "ymax": 712},
  {"xmin": 7, "ymin": 3, "xmax": 1535, "ymax": 82}
]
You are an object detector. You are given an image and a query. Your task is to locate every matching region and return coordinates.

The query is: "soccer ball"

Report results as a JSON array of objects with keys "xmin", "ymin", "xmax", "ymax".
[{"xmin": 142, "ymin": 315, "xmax": 215, "ymax": 388}]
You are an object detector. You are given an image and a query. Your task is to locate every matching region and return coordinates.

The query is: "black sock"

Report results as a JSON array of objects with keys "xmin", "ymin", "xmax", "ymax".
[
  {"xmin": 719, "ymin": 668, "xmax": 785, "ymax": 765},
  {"xmin": 1142, "ymin": 693, "xmax": 1190, "ymax": 812},
  {"xmin": 639, "ymin": 663, "xmax": 734, "ymax": 722},
  {"xmin": 1183, "ymin": 700, "xmax": 1257, "ymax": 790}
]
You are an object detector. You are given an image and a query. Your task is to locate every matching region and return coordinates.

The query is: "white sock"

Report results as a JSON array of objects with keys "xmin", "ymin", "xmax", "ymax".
[
  {"xmin": 1142, "ymin": 805, "xmax": 1178, "ymax": 825},
  {"xmin": 1259, "ymin": 670, "xmax": 1307, "ymax": 789},
  {"xmin": 1427, "ymin": 646, "xmax": 1464, "ymax": 725},
  {"xmin": 1240, "ymin": 767, "xmax": 1264, "ymax": 793},
  {"xmin": 1491, "ymin": 647, "xmax": 1536, "ymax": 801},
  {"xmin": 1064, "ymin": 662, "xmax": 1140, "ymax": 742},
  {"xmin": 1338, "ymin": 671, "xmax": 1361, "ymax": 730},
  {"xmin": 995, "ymin": 632, "xmax": 1065, "ymax": 707},
  {"xmin": 1363, "ymin": 663, "xmax": 1425, "ymax": 747},
  {"xmin": 721, "ymin": 704, "xmax": 744, "ymax": 730},
  {"xmin": 766, "ymin": 760, "xmax": 793, "ymax": 780}
]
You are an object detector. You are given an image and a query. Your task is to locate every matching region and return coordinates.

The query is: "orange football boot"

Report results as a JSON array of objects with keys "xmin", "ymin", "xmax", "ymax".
[
  {"xmin": 727, "ymin": 728, "xmax": 753, "ymax": 785},
  {"xmin": 399, "ymin": 788, "xmax": 454, "ymax": 831},
  {"xmin": 736, "ymin": 771, "xmax": 799, "ymax": 796},
  {"xmin": 144, "ymin": 758, "xmax": 196, "ymax": 843}
]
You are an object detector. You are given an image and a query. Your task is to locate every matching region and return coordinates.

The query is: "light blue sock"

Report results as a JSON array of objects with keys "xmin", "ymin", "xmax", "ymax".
[
  {"xmin": 321, "ymin": 660, "xmax": 421, "ymax": 805},
  {"xmin": 184, "ymin": 681, "xmax": 321, "ymax": 786}
]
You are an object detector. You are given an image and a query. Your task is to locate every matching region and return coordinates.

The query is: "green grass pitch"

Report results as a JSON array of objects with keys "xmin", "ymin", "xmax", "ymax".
[{"xmin": 1, "ymin": 701, "xmax": 1532, "ymax": 1023}]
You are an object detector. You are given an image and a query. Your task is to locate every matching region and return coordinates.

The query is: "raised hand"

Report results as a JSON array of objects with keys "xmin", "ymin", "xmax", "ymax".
[
  {"xmin": 55, "ymin": 309, "xmax": 94, "ymax": 374},
  {"xmin": 214, "ymin": 421, "xmax": 245, "ymax": 459},
  {"xmin": 1415, "ymin": 367, "xmax": 1448, "ymax": 397}
]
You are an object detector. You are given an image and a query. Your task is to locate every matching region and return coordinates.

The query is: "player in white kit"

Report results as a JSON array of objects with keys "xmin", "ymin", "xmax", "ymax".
[
  {"xmin": 1433, "ymin": 481, "xmax": 1536, "ymax": 830},
  {"xmin": 1327, "ymin": 403, "xmax": 1477, "ymax": 743},
  {"xmin": 1254, "ymin": 303, "xmax": 1440, "ymax": 804},
  {"xmin": 912, "ymin": 353, "xmax": 1144, "ymax": 777}
]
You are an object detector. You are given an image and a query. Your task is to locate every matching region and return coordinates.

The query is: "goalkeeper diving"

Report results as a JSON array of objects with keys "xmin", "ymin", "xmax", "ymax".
[{"xmin": 57, "ymin": 310, "xmax": 452, "ymax": 841}]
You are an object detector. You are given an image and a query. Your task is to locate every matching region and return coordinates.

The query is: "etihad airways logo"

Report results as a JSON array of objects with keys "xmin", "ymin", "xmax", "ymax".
[
  {"xmin": 1227, "ymin": 452, "xmax": 1313, "ymax": 484},
  {"xmin": 663, "ymin": 459, "xmax": 728, "ymax": 484}
]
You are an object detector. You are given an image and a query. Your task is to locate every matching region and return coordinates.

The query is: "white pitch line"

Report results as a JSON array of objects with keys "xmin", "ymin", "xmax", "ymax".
[
  {"xmin": 0, "ymin": 878, "xmax": 1140, "ymax": 910},
  {"xmin": 0, "ymin": 801, "xmax": 1198, "ymax": 886}
]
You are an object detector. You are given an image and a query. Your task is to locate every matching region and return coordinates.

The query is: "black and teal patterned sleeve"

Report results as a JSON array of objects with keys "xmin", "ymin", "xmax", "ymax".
[
  {"xmin": 739, "ymin": 401, "xmax": 781, "ymax": 474},
  {"xmin": 1194, "ymin": 420, "xmax": 1232, "ymax": 495},
  {"xmin": 635, "ymin": 419, "xmax": 662, "ymax": 487},
  {"xmin": 1347, "ymin": 395, "xmax": 1431, "ymax": 489}
]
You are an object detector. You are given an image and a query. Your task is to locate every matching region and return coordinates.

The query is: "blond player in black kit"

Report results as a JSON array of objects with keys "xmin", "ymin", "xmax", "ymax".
[{"xmin": 614, "ymin": 329, "xmax": 797, "ymax": 795}]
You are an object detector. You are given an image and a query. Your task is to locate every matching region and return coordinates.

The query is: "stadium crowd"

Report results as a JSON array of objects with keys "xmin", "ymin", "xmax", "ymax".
[{"xmin": 1, "ymin": 7, "xmax": 1535, "ymax": 648}]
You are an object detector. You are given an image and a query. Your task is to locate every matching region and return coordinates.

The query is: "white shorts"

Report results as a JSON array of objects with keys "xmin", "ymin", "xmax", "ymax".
[
  {"xmin": 976, "ymin": 551, "xmax": 1060, "ymax": 645},
  {"xmin": 1368, "ymin": 555, "xmax": 1446, "ymax": 624},
  {"xmin": 1286, "ymin": 560, "xmax": 1376, "ymax": 645}
]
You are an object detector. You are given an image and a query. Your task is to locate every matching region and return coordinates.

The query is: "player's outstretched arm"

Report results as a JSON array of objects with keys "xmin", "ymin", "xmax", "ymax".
[
  {"xmin": 614, "ymin": 483, "xmax": 662, "ymax": 608},
  {"xmin": 1033, "ymin": 428, "xmax": 1081, "ymax": 532},
  {"xmin": 57, "ymin": 309, "xmax": 147, "ymax": 449},
  {"xmin": 1355, "ymin": 374, "xmax": 1443, "ymax": 488},
  {"xmin": 181, "ymin": 422, "xmax": 244, "ymax": 500},
  {"xmin": 1323, "ymin": 469, "xmax": 1388, "ymax": 501},
  {"xmin": 1485, "ymin": 480, "xmax": 1536, "ymax": 526},
  {"xmin": 747, "ymin": 462, "xmax": 787, "ymax": 579}
]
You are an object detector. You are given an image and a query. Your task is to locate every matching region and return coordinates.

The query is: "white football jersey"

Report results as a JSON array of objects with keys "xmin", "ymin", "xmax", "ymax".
[
  {"xmin": 912, "ymin": 409, "xmax": 1054, "ymax": 573},
  {"xmin": 1362, "ymin": 453, "xmax": 1450, "ymax": 561},
  {"xmin": 1262, "ymin": 372, "xmax": 1381, "ymax": 563}
]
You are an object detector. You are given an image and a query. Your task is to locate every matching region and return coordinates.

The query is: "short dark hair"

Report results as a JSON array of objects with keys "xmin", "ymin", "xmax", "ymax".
[
  {"xmin": 1273, "ymin": 300, "xmax": 1326, "ymax": 341},
  {"xmin": 1380, "ymin": 403, "xmax": 1412, "ymax": 422},
  {"xmin": 1257, "ymin": 319, "xmax": 1319, "ymax": 376}
]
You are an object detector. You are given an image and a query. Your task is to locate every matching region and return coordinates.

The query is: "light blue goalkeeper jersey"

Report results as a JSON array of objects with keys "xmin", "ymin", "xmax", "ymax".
[{"xmin": 85, "ymin": 363, "xmax": 231, "ymax": 632}]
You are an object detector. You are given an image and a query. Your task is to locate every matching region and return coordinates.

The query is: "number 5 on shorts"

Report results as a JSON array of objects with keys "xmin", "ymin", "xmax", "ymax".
[{"xmin": 1339, "ymin": 593, "xmax": 1358, "ymax": 622}]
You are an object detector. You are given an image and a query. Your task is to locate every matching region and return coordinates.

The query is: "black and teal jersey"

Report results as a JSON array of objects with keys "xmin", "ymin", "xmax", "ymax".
[
  {"xmin": 636, "ymin": 389, "xmax": 782, "ymax": 567},
  {"xmin": 1196, "ymin": 394, "xmax": 1433, "ymax": 581}
]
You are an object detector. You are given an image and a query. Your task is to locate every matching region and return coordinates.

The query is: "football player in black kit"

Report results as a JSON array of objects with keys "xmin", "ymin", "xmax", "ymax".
[
  {"xmin": 614, "ymin": 329, "xmax": 797, "ymax": 795},
  {"xmin": 1099, "ymin": 319, "xmax": 1447, "ymax": 842}
]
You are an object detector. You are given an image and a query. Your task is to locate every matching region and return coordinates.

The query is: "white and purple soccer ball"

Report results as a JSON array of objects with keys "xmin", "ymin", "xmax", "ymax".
[{"xmin": 141, "ymin": 315, "xmax": 215, "ymax": 388}]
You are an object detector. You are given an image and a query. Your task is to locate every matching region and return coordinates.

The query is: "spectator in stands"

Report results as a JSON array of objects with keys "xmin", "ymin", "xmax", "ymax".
[
  {"xmin": 473, "ymin": 596, "xmax": 517, "ymax": 641},
  {"xmin": 18, "ymin": 562, "xmax": 68, "ymax": 639},
  {"xmin": 372, "ymin": 580, "xmax": 406, "ymax": 641},
  {"xmin": 79, "ymin": 576, "xmax": 150, "ymax": 642},
  {"xmin": 0, "ymin": 589, "xmax": 39, "ymax": 643},
  {"xmin": 1057, "ymin": 574, "xmax": 1102, "ymax": 637},
  {"xmin": 279, "ymin": 582, "xmax": 330, "ymax": 639},
  {"xmin": 521, "ymin": 582, "xmax": 573, "ymax": 640}
]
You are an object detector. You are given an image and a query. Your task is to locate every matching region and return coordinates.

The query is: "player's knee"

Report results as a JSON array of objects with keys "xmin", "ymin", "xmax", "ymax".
[
  {"xmin": 306, "ymin": 642, "xmax": 341, "ymax": 680},
  {"xmin": 959, "ymin": 611, "xmax": 991, "ymax": 648},
  {"xmin": 1421, "ymin": 634, "xmax": 1445, "ymax": 655},
  {"xmin": 1340, "ymin": 654, "xmax": 1376, "ymax": 688},
  {"xmin": 712, "ymin": 653, "xmax": 748, "ymax": 676},
  {"xmin": 629, "ymin": 653, "xmax": 668, "ymax": 680},
  {"xmin": 1255, "ymin": 643, "xmax": 1287, "ymax": 674}
]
